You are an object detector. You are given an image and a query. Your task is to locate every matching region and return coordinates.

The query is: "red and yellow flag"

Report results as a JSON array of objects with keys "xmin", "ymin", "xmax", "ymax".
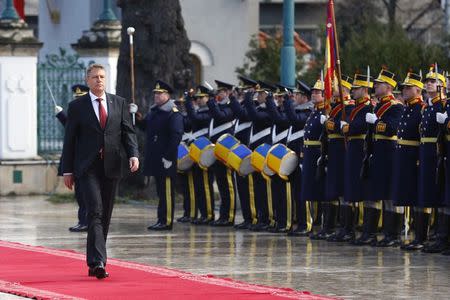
[{"xmin": 324, "ymin": 0, "xmax": 337, "ymax": 102}]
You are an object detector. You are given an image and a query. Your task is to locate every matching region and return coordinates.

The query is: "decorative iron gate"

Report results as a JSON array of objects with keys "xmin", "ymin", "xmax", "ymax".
[{"xmin": 37, "ymin": 48, "xmax": 87, "ymax": 154}]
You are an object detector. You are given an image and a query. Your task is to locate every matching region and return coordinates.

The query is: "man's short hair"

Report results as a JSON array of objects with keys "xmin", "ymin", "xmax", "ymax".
[{"xmin": 86, "ymin": 64, "xmax": 105, "ymax": 77}]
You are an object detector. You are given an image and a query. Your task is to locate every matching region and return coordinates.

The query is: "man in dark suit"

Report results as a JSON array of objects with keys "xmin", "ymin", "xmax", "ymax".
[{"xmin": 62, "ymin": 64, "xmax": 139, "ymax": 279}]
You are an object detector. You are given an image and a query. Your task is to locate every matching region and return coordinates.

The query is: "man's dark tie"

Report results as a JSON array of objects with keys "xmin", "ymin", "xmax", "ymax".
[{"xmin": 96, "ymin": 98, "xmax": 107, "ymax": 129}]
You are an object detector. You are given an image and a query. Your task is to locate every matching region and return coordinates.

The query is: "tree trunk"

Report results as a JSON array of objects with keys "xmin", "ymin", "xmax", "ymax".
[{"xmin": 116, "ymin": 0, "xmax": 193, "ymax": 198}]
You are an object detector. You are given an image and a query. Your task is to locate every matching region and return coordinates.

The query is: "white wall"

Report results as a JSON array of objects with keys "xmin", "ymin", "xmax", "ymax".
[{"xmin": 180, "ymin": 0, "xmax": 259, "ymax": 86}]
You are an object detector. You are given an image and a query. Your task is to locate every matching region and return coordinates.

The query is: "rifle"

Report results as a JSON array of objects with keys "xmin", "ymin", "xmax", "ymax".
[
  {"xmin": 435, "ymin": 63, "xmax": 446, "ymax": 193},
  {"xmin": 360, "ymin": 66, "xmax": 372, "ymax": 179}
]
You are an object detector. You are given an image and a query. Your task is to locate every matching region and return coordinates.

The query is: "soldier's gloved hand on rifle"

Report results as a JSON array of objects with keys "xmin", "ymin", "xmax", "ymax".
[
  {"xmin": 320, "ymin": 114, "xmax": 328, "ymax": 125},
  {"xmin": 162, "ymin": 158, "xmax": 172, "ymax": 169},
  {"xmin": 129, "ymin": 103, "xmax": 138, "ymax": 114},
  {"xmin": 55, "ymin": 105, "xmax": 63, "ymax": 115},
  {"xmin": 365, "ymin": 113, "xmax": 378, "ymax": 124},
  {"xmin": 340, "ymin": 121, "xmax": 348, "ymax": 129},
  {"xmin": 436, "ymin": 112, "xmax": 448, "ymax": 124}
]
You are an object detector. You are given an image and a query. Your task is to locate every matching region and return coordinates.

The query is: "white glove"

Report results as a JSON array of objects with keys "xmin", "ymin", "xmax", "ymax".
[
  {"xmin": 55, "ymin": 105, "xmax": 63, "ymax": 114},
  {"xmin": 129, "ymin": 103, "xmax": 138, "ymax": 114},
  {"xmin": 436, "ymin": 112, "xmax": 448, "ymax": 124},
  {"xmin": 365, "ymin": 113, "xmax": 378, "ymax": 124},
  {"xmin": 340, "ymin": 121, "xmax": 348, "ymax": 129},
  {"xmin": 320, "ymin": 114, "xmax": 328, "ymax": 125},
  {"xmin": 162, "ymin": 158, "xmax": 172, "ymax": 169}
]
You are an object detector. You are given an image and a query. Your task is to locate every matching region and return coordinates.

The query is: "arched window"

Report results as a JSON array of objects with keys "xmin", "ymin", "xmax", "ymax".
[{"xmin": 190, "ymin": 54, "xmax": 202, "ymax": 86}]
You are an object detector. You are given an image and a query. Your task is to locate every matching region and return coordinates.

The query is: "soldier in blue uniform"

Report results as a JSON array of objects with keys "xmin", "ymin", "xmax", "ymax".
[
  {"xmin": 176, "ymin": 102, "xmax": 197, "ymax": 223},
  {"xmin": 354, "ymin": 69, "xmax": 403, "ymax": 246},
  {"xmin": 55, "ymin": 84, "xmax": 90, "ymax": 232},
  {"xmin": 138, "ymin": 80, "xmax": 184, "ymax": 231},
  {"xmin": 229, "ymin": 77, "xmax": 258, "ymax": 229},
  {"xmin": 208, "ymin": 80, "xmax": 237, "ymax": 226},
  {"xmin": 391, "ymin": 72, "xmax": 424, "ymax": 250},
  {"xmin": 284, "ymin": 80, "xmax": 314, "ymax": 236},
  {"xmin": 422, "ymin": 69, "xmax": 449, "ymax": 253},
  {"xmin": 185, "ymin": 85, "xmax": 216, "ymax": 225},
  {"xmin": 266, "ymin": 84, "xmax": 293, "ymax": 232},
  {"xmin": 244, "ymin": 81, "xmax": 274, "ymax": 231},
  {"xmin": 314, "ymin": 76, "xmax": 354, "ymax": 241},
  {"xmin": 340, "ymin": 74, "xmax": 373, "ymax": 242},
  {"xmin": 301, "ymin": 79, "xmax": 327, "ymax": 237}
]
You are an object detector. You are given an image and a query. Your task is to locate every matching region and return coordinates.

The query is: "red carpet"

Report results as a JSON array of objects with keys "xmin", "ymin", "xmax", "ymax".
[{"xmin": 0, "ymin": 241, "xmax": 336, "ymax": 300}]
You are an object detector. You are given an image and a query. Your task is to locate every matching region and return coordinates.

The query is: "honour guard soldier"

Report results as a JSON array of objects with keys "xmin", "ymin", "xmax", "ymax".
[
  {"xmin": 340, "ymin": 74, "xmax": 373, "ymax": 242},
  {"xmin": 176, "ymin": 101, "xmax": 197, "ymax": 223},
  {"xmin": 354, "ymin": 68, "xmax": 403, "ymax": 246},
  {"xmin": 392, "ymin": 72, "xmax": 424, "ymax": 249},
  {"xmin": 140, "ymin": 80, "xmax": 184, "ymax": 231},
  {"xmin": 229, "ymin": 77, "xmax": 258, "ymax": 229},
  {"xmin": 244, "ymin": 80, "xmax": 274, "ymax": 231},
  {"xmin": 301, "ymin": 78, "xmax": 327, "ymax": 237},
  {"xmin": 320, "ymin": 76, "xmax": 354, "ymax": 241},
  {"xmin": 56, "ymin": 84, "xmax": 90, "ymax": 232},
  {"xmin": 208, "ymin": 80, "xmax": 237, "ymax": 226},
  {"xmin": 266, "ymin": 84, "xmax": 293, "ymax": 232},
  {"xmin": 284, "ymin": 80, "xmax": 314, "ymax": 236},
  {"xmin": 423, "ymin": 68, "xmax": 449, "ymax": 253},
  {"xmin": 185, "ymin": 85, "xmax": 216, "ymax": 225}
]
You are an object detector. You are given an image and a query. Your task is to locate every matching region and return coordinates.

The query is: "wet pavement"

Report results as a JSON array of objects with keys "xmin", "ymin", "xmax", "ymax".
[{"xmin": 0, "ymin": 196, "xmax": 449, "ymax": 299}]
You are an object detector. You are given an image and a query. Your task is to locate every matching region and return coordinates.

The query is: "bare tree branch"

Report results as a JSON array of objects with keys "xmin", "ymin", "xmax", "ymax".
[{"xmin": 405, "ymin": 0, "xmax": 440, "ymax": 32}]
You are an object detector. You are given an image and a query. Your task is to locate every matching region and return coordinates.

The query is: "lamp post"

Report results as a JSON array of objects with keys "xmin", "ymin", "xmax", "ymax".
[
  {"xmin": 98, "ymin": 0, "xmax": 118, "ymax": 21},
  {"xmin": 280, "ymin": 0, "xmax": 296, "ymax": 88},
  {"xmin": 1, "ymin": 0, "xmax": 20, "ymax": 20}
]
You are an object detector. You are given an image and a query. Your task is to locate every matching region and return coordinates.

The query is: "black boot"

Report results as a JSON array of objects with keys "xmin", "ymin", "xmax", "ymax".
[
  {"xmin": 404, "ymin": 211, "xmax": 429, "ymax": 251},
  {"xmin": 328, "ymin": 205, "xmax": 354, "ymax": 242},
  {"xmin": 376, "ymin": 211, "xmax": 402, "ymax": 247},
  {"xmin": 310, "ymin": 202, "xmax": 335, "ymax": 240},
  {"xmin": 352, "ymin": 207, "xmax": 380, "ymax": 246},
  {"xmin": 423, "ymin": 212, "xmax": 449, "ymax": 253}
]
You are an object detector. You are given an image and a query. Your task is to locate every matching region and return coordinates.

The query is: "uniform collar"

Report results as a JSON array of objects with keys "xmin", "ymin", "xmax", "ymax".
[
  {"xmin": 151, "ymin": 99, "xmax": 175, "ymax": 112},
  {"xmin": 356, "ymin": 96, "xmax": 371, "ymax": 105},
  {"xmin": 294, "ymin": 101, "xmax": 314, "ymax": 111},
  {"xmin": 197, "ymin": 106, "xmax": 209, "ymax": 112},
  {"xmin": 379, "ymin": 94, "xmax": 395, "ymax": 103},
  {"xmin": 405, "ymin": 96, "xmax": 422, "ymax": 106}
]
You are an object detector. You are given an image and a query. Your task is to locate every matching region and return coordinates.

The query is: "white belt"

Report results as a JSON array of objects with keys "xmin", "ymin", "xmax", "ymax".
[
  {"xmin": 209, "ymin": 120, "xmax": 235, "ymax": 138},
  {"xmin": 271, "ymin": 125, "xmax": 289, "ymax": 144},
  {"xmin": 182, "ymin": 131, "xmax": 193, "ymax": 142},
  {"xmin": 249, "ymin": 126, "xmax": 271, "ymax": 144},
  {"xmin": 287, "ymin": 127, "xmax": 305, "ymax": 143},
  {"xmin": 234, "ymin": 120, "xmax": 252, "ymax": 134},
  {"xmin": 192, "ymin": 128, "xmax": 208, "ymax": 139}
]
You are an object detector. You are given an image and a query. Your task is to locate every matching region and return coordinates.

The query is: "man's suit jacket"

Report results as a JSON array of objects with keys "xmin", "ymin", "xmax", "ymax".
[{"xmin": 62, "ymin": 93, "xmax": 139, "ymax": 179}]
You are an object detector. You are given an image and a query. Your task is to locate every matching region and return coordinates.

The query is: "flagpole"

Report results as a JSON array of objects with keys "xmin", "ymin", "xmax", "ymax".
[{"xmin": 330, "ymin": 0, "xmax": 345, "ymax": 121}]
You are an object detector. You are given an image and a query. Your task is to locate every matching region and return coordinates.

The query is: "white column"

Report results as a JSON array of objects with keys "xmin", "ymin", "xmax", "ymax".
[{"xmin": 0, "ymin": 56, "xmax": 38, "ymax": 159}]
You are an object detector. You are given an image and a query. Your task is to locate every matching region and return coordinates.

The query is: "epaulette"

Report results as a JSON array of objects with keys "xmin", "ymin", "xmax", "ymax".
[
  {"xmin": 172, "ymin": 106, "xmax": 179, "ymax": 112},
  {"xmin": 391, "ymin": 99, "xmax": 402, "ymax": 105}
]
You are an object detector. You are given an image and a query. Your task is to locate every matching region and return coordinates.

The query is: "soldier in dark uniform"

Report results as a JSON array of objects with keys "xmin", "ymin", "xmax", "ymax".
[
  {"xmin": 266, "ymin": 84, "xmax": 293, "ymax": 232},
  {"xmin": 55, "ymin": 84, "xmax": 90, "ymax": 232},
  {"xmin": 185, "ymin": 85, "xmax": 216, "ymax": 225},
  {"xmin": 391, "ymin": 72, "xmax": 424, "ymax": 250},
  {"xmin": 301, "ymin": 79, "xmax": 327, "ymax": 237},
  {"xmin": 176, "ymin": 101, "xmax": 197, "ymax": 223},
  {"xmin": 229, "ymin": 77, "xmax": 258, "ymax": 229},
  {"xmin": 208, "ymin": 80, "xmax": 237, "ymax": 226},
  {"xmin": 284, "ymin": 80, "xmax": 314, "ymax": 236},
  {"xmin": 244, "ymin": 81, "xmax": 274, "ymax": 231},
  {"xmin": 340, "ymin": 74, "xmax": 373, "ymax": 242},
  {"xmin": 137, "ymin": 80, "xmax": 183, "ymax": 231},
  {"xmin": 422, "ymin": 69, "xmax": 449, "ymax": 253},
  {"xmin": 318, "ymin": 76, "xmax": 354, "ymax": 241},
  {"xmin": 354, "ymin": 69, "xmax": 403, "ymax": 246}
]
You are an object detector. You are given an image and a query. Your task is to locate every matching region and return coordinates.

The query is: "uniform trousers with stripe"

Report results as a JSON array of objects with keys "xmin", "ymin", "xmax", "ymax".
[
  {"xmin": 192, "ymin": 165, "xmax": 215, "ymax": 220},
  {"xmin": 212, "ymin": 162, "xmax": 237, "ymax": 222},
  {"xmin": 154, "ymin": 175, "xmax": 175, "ymax": 226},
  {"xmin": 290, "ymin": 168, "xmax": 311, "ymax": 231},
  {"xmin": 252, "ymin": 172, "xmax": 270, "ymax": 224},
  {"xmin": 272, "ymin": 175, "xmax": 293, "ymax": 230},
  {"xmin": 245, "ymin": 174, "xmax": 259, "ymax": 224},
  {"xmin": 179, "ymin": 170, "xmax": 197, "ymax": 219}
]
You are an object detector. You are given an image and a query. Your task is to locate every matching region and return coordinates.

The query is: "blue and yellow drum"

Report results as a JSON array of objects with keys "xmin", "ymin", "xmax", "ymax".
[
  {"xmin": 251, "ymin": 143, "xmax": 275, "ymax": 178},
  {"xmin": 177, "ymin": 142, "xmax": 194, "ymax": 171},
  {"xmin": 227, "ymin": 144, "xmax": 255, "ymax": 176},
  {"xmin": 214, "ymin": 133, "xmax": 240, "ymax": 164},
  {"xmin": 266, "ymin": 144, "xmax": 299, "ymax": 180},
  {"xmin": 189, "ymin": 136, "xmax": 216, "ymax": 170}
]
